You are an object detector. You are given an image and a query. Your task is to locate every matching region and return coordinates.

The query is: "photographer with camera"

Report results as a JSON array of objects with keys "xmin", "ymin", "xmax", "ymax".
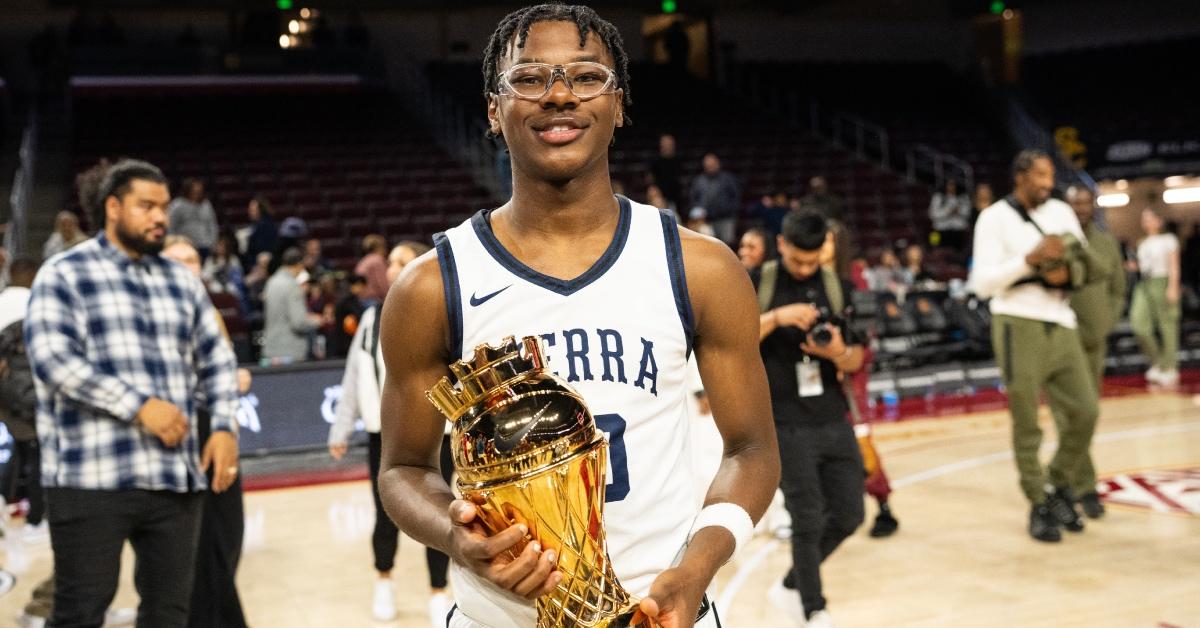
[
  {"xmin": 756, "ymin": 209, "xmax": 865, "ymax": 627},
  {"xmin": 971, "ymin": 150, "xmax": 1104, "ymax": 543}
]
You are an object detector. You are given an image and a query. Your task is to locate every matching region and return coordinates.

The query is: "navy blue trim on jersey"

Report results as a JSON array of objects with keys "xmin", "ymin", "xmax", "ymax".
[
  {"xmin": 470, "ymin": 195, "xmax": 633, "ymax": 297},
  {"xmin": 660, "ymin": 209, "xmax": 696, "ymax": 358},
  {"xmin": 433, "ymin": 232, "xmax": 464, "ymax": 360}
]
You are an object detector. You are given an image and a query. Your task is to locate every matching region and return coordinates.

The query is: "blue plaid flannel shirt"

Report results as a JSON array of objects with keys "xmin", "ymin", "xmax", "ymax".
[{"xmin": 24, "ymin": 232, "xmax": 238, "ymax": 492}]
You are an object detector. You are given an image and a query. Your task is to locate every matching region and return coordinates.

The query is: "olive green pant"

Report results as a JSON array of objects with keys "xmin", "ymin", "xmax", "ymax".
[
  {"xmin": 1050, "ymin": 339, "xmax": 1105, "ymax": 496},
  {"xmin": 992, "ymin": 315, "xmax": 1099, "ymax": 504},
  {"xmin": 1130, "ymin": 277, "xmax": 1180, "ymax": 371}
]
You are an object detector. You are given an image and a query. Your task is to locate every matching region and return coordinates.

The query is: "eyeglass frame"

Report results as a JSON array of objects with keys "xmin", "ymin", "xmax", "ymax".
[{"xmin": 494, "ymin": 62, "xmax": 620, "ymax": 102}]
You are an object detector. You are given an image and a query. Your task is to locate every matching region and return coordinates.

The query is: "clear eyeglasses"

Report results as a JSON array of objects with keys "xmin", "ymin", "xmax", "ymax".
[{"xmin": 496, "ymin": 62, "xmax": 618, "ymax": 101}]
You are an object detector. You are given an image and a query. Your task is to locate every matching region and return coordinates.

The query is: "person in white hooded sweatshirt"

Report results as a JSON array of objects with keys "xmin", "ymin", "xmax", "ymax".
[{"xmin": 327, "ymin": 241, "xmax": 452, "ymax": 626}]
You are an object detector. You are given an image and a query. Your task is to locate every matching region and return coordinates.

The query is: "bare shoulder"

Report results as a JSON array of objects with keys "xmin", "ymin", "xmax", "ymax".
[
  {"xmin": 676, "ymin": 225, "xmax": 755, "ymax": 329},
  {"xmin": 678, "ymin": 225, "xmax": 743, "ymax": 280},
  {"xmin": 380, "ymin": 249, "xmax": 448, "ymax": 357}
]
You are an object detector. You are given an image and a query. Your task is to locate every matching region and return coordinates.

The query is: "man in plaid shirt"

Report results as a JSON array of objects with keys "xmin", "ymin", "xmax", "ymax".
[{"xmin": 24, "ymin": 159, "xmax": 240, "ymax": 628}]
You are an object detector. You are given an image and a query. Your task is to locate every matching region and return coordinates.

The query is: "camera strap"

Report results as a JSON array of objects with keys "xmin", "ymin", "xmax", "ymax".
[{"xmin": 1004, "ymin": 194, "xmax": 1045, "ymax": 235}]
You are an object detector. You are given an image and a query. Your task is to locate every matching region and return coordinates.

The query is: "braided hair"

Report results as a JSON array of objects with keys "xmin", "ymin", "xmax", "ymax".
[{"xmin": 481, "ymin": 3, "xmax": 632, "ymax": 139}]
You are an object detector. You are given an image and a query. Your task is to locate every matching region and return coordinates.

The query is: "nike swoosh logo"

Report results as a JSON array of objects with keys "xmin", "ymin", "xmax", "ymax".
[
  {"xmin": 469, "ymin": 285, "xmax": 512, "ymax": 307},
  {"xmin": 493, "ymin": 401, "xmax": 554, "ymax": 453}
]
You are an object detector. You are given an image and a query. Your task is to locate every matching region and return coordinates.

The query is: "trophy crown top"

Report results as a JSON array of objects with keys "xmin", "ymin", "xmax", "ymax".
[{"xmin": 426, "ymin": 335, "xmax": 547, "ymax": 420}]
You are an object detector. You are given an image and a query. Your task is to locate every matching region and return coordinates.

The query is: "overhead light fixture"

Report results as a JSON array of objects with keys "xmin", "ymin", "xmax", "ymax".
[
  {"xmin": 1163, "ymin": 187, "xmax": 1200, "ymax": 204},
  {"xmin": 279, "ymin": 34, "xmax": 291, "ymax": 48},
  {"xmin": 288, "ymin": 20, "xmax": 300, "ymax": 34},
  {"xmin": 1096, "ymin": 193, "xmax": 1129, "ymax": 208},
  {"xmin": 300, "ymin": 8, "xmax": 312, "ymax": 18},
  {"xmin": 1164, "ymin": 175, "xmax": 1189, "ymax": 187}
]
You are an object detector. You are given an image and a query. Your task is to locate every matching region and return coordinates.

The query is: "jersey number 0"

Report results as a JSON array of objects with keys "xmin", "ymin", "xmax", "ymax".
[{"xmin": 595, "ymin": 413, "xmax": 630, "ymax": 502}]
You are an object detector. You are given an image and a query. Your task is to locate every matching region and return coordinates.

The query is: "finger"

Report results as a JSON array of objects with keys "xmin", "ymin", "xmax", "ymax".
[
  {"xmin": 201, "ymin": 442, "xmax": 214, "ymax": 471},
  {"xmin": 449, "ymin": 500, "xmax": 479, "ymax": 525},
  {"xmin": 481, "ymin": 523, "xmax": 529, "ymax": 557},
  {"xmin": 512, "ymin": 548, "xmax": 559, "ymax": 598},
  {"xmin": 491, "ymin": 538, "xmax": 542, "ymax": 590},
  {"xmin": 639, "ymin": 596, "xmax": 661, "ymax": 619}
]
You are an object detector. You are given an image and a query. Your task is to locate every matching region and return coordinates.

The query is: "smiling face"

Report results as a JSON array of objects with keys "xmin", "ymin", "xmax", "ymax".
[
  {"xmin": 1015, "ymin": 157, "xmax": 1055, "ymax": 206},
  {"xmin": 487, "ymin": 20, "xmax": 624, "ymax": 185}
]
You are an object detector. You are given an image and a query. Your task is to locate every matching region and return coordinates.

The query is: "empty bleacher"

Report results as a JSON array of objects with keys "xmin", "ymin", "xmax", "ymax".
[{"xmin": 70, "ymin": 83, "xmax": 491, "ymax": 270}]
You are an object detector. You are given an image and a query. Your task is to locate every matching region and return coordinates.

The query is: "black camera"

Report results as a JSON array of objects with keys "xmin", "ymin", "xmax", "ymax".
[{"xmin": 808, "ymin": 307, "xmax": 845, "ymax": 348}]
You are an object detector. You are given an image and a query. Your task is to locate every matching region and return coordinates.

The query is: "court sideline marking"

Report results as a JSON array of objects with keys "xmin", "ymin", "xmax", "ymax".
[{"xmin": 714, "ymin": 419, "xmax": 1200, "ymax": 613}]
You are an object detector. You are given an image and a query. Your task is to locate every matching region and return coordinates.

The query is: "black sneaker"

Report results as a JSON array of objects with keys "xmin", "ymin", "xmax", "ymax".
[
  {"xmin": 869, "ymin": 505, "xmax": 899, "ymax": 538},
  {"xmin": 1079, "ymin": 492, "xmax": 1106, "ymax": 519},
  {"xmin": 1029, "ymin": 503, "xmax": 1062, "ymax": 543},
  {"xmin": 1046, "ymin": 487, "xmax": 1085, "ymax": 532}
]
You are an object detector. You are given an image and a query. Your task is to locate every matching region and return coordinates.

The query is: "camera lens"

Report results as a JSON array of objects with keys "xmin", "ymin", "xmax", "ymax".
[{"xmin": 812, "ymin": 324, "xmax": 833, "ymax": 347}]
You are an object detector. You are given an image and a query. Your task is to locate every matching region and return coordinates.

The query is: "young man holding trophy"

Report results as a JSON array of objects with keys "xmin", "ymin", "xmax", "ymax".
[{"xmin": 376, "ymin": 4, "xmax": 780, "ymax": 627}]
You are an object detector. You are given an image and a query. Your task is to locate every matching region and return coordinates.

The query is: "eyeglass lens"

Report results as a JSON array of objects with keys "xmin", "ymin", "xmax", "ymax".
[{"xmin": 505, "ymin": 63, "xmax": 613, "ymax": 99}]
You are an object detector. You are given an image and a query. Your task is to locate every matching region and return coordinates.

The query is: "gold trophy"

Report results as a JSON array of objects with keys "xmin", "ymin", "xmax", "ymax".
[{"xmin": 427, "ymin": 336, "xmax": 654, "ymax": 628}]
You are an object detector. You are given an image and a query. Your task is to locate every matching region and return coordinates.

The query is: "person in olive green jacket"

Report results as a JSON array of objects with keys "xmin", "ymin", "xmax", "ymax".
[{"xmin": 1054, "ymin": 185, "xmax": 1126, "ymax": 519}]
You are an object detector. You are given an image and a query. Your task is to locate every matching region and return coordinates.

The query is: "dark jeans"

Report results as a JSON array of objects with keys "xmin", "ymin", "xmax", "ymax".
[
  {"xmin": 188, "ymin": 476, "xmax": 246, "ymax": 628},
  {"xmin": 368, "ymin": 432, "xmax": 454, "ymax": 587},
  {"xmin": 46, "ymin": 488, "xmax": 203, "ymax": 628},
  {"xmin": 2, "ymin": 439, "xmax": 44, "ymax": 525},
  {"xmin": 777, "ymin": 420, "xmax": 865, "ymax": 617}
]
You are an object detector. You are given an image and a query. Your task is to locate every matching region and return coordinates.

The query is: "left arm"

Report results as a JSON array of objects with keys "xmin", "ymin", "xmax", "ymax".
[
  {"xmin": 192, "ymin": 278, "xmax": 241, "ymax": 491},
  {"xmin": 1108, "ymin": 237, "xmax": 1129, "ymax": 323},
  {"xmin": 802, "ymin": 331, "xmax": 865, "ymax": 374},
  {"xmin": 1167, "ymin": 245, "xmax": 1181, "ymax": 304},
  {"xmin": 640, "ymin": 229, "xmax": 781, "ymax": 627}
]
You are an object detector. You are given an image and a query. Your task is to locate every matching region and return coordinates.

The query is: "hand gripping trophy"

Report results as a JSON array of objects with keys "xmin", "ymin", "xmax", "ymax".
[{"xmin": 427, "ymin": 335, "xmax": 655, "ymax": 628}]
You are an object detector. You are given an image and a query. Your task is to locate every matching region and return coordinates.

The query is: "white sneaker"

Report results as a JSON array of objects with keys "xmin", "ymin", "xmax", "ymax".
[
  {"xmin": 428, "ymin": 592, "xmax": 452, "ymax": 628},
  {"xmin": 103, "ymin": 607, "xmax": 137, "ymax": 626},
  {"xmin": 767, "ymin": 580, "xmax": 806, "ymax": 626},
  {"xmin": 22, "ymin": 522, "xmax": 49, "ymax": 545},
  {"xmin": 1146, "ymin": 366, "xmax": 1163, "ymax": 384},
  {"xmin": 1157, "ymin": 369, "xmax": 1179, "ymax": 386},
  {"xmin": 806, "ymin": 609, "xmax": 836, "ymax": 628},
  {"xmin": 0, "ymin": 570, "xmax": 15, "ymax": 597},
  {"xmin": 372, "ymin": 579, "xmax": 397, "ymax": 622},
  {"xmin": 16, "ymin": 613, "xmax": 46, "ymax": 628}
]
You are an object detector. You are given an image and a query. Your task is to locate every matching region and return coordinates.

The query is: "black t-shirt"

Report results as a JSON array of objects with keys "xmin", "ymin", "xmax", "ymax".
[{"xmin": 753, "ymin": 267, "xmax": 859, "ymax": 426}]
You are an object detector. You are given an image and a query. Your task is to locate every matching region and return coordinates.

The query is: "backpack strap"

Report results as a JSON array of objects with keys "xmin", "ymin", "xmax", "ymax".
[
  {"xmin": 821, "ymin": 267, "xmax": 844, "ymax": 314},
  {"xmin": 757, "ymin": 260, "xmax": 778, "ymax": 313}
]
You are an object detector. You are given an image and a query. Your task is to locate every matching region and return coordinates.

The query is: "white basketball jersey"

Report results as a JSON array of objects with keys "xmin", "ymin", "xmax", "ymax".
[{"xmin": 436, "ymin": 197, "xmax": 701, "ymax": 627}]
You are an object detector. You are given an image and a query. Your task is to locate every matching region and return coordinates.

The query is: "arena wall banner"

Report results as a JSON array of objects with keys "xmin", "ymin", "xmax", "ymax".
[{"xmin": 236, "ymin": 360, "xmax": 365, "ymax": 455}]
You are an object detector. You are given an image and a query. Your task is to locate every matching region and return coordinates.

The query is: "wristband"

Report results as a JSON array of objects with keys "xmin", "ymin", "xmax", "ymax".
[{"xmin": 687, "ymin": 502, "xmax": 755, "ymax": 558}]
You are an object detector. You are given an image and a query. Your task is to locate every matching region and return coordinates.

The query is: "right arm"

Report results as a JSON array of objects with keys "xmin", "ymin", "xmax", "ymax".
[
  {"xmin": 969, "ymin": 210, "xmax": 1055, "ymax": 298},
  {"xmin": 329, "ymin": 308, "xmax": 371, "ymax": 456},
  {"xmin": 24, "ymin": 264, "xmax": 188, "ymax": 445},
  {"xmin": 758, "ymin": 303, "xmax": 820, "ymax": 342},
  {"xmin": 378, "ymin": 253, "xmax": 558, "ymax": 600},
  {"xmin": 24, "ymin": 264, "xmax": 148, "ymax": 421}
]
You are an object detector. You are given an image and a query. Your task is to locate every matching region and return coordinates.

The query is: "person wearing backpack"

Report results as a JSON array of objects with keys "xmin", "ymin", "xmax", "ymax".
[
  {"xmin": 0, "ymin": 258, "xmax": 43, "ymax": 533},
  {"xmin": 755, "ymin": 210, "xmax": 866, "ymax": 628}
]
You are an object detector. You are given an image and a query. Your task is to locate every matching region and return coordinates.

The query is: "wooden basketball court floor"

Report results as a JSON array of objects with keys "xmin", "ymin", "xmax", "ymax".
[{"xmin": 2, "ymin": 389, "xmax": 1197, "ymax": 627}]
